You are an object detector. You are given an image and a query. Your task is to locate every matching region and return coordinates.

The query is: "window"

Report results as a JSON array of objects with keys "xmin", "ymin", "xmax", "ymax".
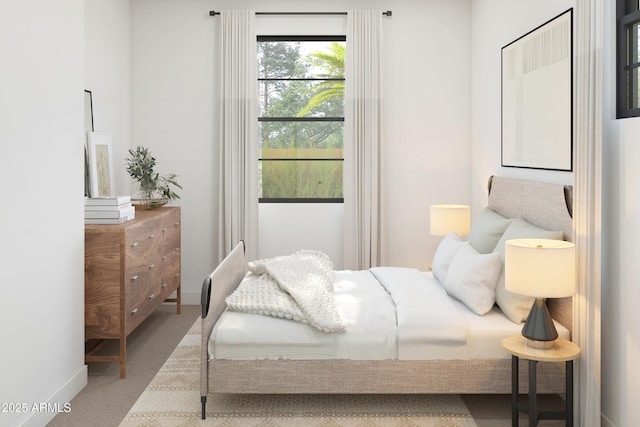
[
  {"xmin": 618, "ymin": 0, "xmax": 640, "ymax": 118},
  {"xmin": 258, "ymin": 36, "xmax": 345, "ymax": 202}
]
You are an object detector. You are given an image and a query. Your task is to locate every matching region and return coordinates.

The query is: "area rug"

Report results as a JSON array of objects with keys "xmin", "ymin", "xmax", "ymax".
[{"xmin": 120, "ymin": 319, "xmax": 478, "ymax": 427}]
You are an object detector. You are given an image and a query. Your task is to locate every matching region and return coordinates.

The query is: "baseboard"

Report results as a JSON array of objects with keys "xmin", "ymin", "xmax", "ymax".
[
  {"xmin": 178, "ymin": 292, "xmax": 201, "ymax": 306},
  {"xmin": 602, "ymin": 413, "xmax": 616, "ymax": 427},
  {"xmin": 23, "ymin": 365, "xmax": 87, "ymax": 427},
  {"xmin": 159, "ymin": 291, "xmax": 200, "ymax": 306}
]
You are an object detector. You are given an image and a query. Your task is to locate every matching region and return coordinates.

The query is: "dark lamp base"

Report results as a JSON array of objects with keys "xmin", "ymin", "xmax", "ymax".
[{"xmin": 521, "ymin": 298, "xmax": 558, "ymax": 350}]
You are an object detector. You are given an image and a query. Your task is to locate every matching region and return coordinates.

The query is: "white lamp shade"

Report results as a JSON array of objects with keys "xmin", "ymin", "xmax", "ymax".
[
  {"xmin": 430, "ymin": 205, "xmax": 471, "ymax": 237},
  {"xmin": 505, "ymin": 239, "xmax": 576, "ymax": 298}
]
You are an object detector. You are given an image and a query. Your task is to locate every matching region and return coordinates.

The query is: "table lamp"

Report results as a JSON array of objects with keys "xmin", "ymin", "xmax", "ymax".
[
  {"xmin": 430, "ymin": 204, "xmax": 471, "ymax": 237},
  {"xmin": 505, "ymin": 238, "xmax": 576, "ymax": 349}
]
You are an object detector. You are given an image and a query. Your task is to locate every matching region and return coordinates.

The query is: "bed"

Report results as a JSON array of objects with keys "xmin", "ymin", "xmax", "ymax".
[{"xmin": 199, "ymin": 175, "xmax": 574, "ymax": 418}]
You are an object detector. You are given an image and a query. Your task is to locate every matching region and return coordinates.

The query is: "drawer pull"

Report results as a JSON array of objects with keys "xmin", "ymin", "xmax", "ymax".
[
  {"xmin": 162, "ymin": 283, "xmax": 168, "ymax": 288},
  {"xmin": 131, "ymin": 308, "xmax": 138, "ymax": 315},
  {"xmin": 131, "ymin": 275, "xmax": 138, "ymax": 281},
  {"xmin": 131, "ymin": 242, "xmax": 139, "ymax": 248},
  {"xmin": 175, "ymin": 222, "xmax": 180, "ymax": 226},
  {"xmin": 148, "ymin": 293, "xmax": 155, "ymax": 300},
  {"xmin": 175, "ymin": 273, "xmax": 179, "ymax": 278},
  {"xmin": 149, "ymin": 264, "xmax": 155, "ymax": 269},
  {"xmin": 148, "ymin": 234, "xmax": 155, "ymax": 239},
  {"xmin": 162, "ymin": 256, "xmax": 167, "ymax": 261},
  {"xmin": 162, "ymin": 228, "xmax": 167, "ymax": 233}
]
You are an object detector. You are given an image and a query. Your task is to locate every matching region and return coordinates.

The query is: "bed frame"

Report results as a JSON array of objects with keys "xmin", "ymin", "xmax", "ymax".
[{"xmin": 199, "ymin": 175, "xmax": 574, "ymax": 418}]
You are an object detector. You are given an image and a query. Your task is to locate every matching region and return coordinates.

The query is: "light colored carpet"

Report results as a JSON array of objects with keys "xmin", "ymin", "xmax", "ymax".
[
  {"xmin": 48, "ymin": 304, "xmax": 201, "ymax": 427},
  {"xmin": 120, "ymin": 318, "xmax": 478, "ymax": 426},
  {"xmin": 462, "ymin": 393, "xmax": 567, "ymax": 427}
]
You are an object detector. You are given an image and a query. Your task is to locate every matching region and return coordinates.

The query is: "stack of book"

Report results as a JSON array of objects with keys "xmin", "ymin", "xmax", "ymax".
[{"xmin": 85, "ymin": 196, "xmax": 135, "ymax": 224}]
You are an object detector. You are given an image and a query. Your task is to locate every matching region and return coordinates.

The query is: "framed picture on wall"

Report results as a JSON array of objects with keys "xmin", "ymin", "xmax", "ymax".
[
  {"xmin": 501, "ymin": 8, "xmax": 573, "ymax": 171},
  {"xmin": 87, "ymin": 132, "xmax": 115, "ymax": 198}
]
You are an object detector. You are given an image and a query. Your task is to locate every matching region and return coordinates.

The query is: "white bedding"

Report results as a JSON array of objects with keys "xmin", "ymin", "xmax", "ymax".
[
  {"xmin": 370, "ymin": 267, "xmax": 468, "ymax": 359},
  {"xmin": 225, "ymin": 250, "xmax": 345, "ymax": 333},
  {"xmin": 209, "ymin": 268, "xmax": 570, "ymax": 361},
  {"xmin": 211, "ymin": 269, "xmax": 397, "ymax": 360}
]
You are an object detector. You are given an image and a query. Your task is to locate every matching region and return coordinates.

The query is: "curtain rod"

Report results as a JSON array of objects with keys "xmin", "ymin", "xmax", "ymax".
[{"xmin": 209, "ymin": 11, "xmax": 392, "ymax": 17}]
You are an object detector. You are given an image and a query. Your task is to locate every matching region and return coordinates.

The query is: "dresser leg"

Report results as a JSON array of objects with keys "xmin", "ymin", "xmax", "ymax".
[
  {"xmin": 176, "ymin": 285, "xmax": 182, "ymax": 314},
  {"xmin": 119, "ymin": 337, "xmax": 127, "ymax": 378}
]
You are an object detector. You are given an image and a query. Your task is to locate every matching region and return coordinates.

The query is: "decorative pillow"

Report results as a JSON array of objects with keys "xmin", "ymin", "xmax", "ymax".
[
  {"xmin": 468, "ymin": 207, "xmax": 513, "ymax": 254},
  {"xmin": 492, "ymin": 218, "xmax": 564, "ymax": 323},
  {"xmin": 432, "ymin": 232, "xmax": 465, "ymax": 284},
  {"xmin": 444, "ymin": 243, "xmax": 502, "ymax": 315}
]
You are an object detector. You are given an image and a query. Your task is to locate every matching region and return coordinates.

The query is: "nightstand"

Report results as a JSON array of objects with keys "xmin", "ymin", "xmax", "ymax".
[{"xmin": 501, "ymin": 335, "xmax": 580, "ymax": 427}]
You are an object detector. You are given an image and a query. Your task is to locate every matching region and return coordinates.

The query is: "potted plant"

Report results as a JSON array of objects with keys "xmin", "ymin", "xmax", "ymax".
[{"xmin": 125, "ymin": 146, "xmax": 182, "ymax": 209}]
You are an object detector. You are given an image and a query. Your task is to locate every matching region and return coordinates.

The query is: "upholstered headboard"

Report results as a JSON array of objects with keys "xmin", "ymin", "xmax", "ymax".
[
  {"xmin": 487, "ymin": 175, "xmax": 573, "ymax": 242},
  {"xmin": 486, "ymin": 175, "xmax": 574, "ymax": 333}
]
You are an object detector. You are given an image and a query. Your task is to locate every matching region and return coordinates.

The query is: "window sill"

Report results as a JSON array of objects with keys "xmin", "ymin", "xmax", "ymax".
[{"xmin": 259, "ymin": 198, "xmax": 344, "ymax": 204}]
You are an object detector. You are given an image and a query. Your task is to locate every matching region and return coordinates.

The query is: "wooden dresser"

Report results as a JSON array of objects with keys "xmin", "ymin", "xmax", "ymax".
[{"xmin": 84, "ymin": 207, "xmax": 181, "ymax": 378}]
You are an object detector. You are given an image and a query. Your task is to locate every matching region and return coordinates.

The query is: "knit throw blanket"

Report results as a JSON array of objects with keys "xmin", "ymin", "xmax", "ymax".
[{"xmin": 225, "ymin": 250, "xmax": 346, "ymax": 333}]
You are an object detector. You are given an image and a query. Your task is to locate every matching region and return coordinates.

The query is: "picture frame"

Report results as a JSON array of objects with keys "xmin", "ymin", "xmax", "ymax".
[
  {"xmin": 84, "ymin": 90, "xmax": 94, "ymax": 197},
  {"xmin": 501, "ymin": 8, "xmax": 573, "ymax": 171},
  {"xmin": 84, "ymin": 90, "xmax": 94, "ymax": 133},
  {"xmin": 87, "ymin": 132, "xmax": 115, "ymax": 198}
]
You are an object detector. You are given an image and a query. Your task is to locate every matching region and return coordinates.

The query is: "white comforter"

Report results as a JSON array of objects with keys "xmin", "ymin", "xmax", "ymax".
[
  {"xmin": 211, "ymin": 267, "xmax": 469, "ymax": 360},
  {"xmin": 371, "ymin": 267, "xmax": 468, "ymax": 359}
]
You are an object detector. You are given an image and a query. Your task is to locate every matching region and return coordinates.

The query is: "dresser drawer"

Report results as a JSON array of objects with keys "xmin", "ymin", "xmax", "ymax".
[
  {"xmin": 125, "ymin": 216, "xmax": 163, "ymax": 261},
  {"xmin": 124, "ymin": 266, "xmax": 156, "ymax": 308},
  {"xmin": 126, "ymin": 280, "xmax": 162, "ymax": 334},
  {"xmin": 159, "ymin": 250, "xmax": 181, "ymax": 300},
  {"xmin": 159, "ymin": 209, "xmax": 180, "ymax": 256}
]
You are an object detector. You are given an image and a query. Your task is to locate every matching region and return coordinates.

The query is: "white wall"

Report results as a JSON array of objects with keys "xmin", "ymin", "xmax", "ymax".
[
  {"xmin": 131, "ymin": 0, "xmax": 218, "ymax": 304},
  {"xmin": 259, "ymin": 204, "xmax": 344, "ymax": 263},
  {"xmin": 130, "ymin": 0, "xmax": 472, "ymax": 302},
  {"xmin": 0, "ymin": 1, "xmax": 86, "ymax": 426},
  {"xmin": 470, "ymin": 0, "xmax": 574, "ymax": 217},
  {"xmin": 378, "ymin": 0, "xmax": 471, "ymax": 269},
  {"xmin": 85, "ymin": 0, "xmax": 131, "ymax": 196},
  {"xmin": 601, "ymin": 2, "xmax": 640, "ymax": 426}
]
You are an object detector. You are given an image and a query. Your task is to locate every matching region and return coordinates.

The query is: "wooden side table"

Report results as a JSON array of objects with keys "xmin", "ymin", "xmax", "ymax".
[{"xmin": 501, "ymin": 335, "xmax": 580, "ymax": 427}]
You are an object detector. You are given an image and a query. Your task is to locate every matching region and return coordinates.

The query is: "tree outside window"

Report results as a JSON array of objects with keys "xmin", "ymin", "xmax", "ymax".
[{"xmin": 258, "ymin": 36, "xmax": 345, "ymax": 202}]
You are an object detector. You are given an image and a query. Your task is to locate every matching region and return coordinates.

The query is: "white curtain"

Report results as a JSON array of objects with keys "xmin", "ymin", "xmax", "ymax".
[
  {"xmin": 343, "ymin": 10, "xmax": 383, "ymax": 270},
  {"xmin": 574, "ymin": 1, "xmax": 602, "ymax": 425},
  {"xmin": 217, "ymin": 10, "xmax": 259, "ymax": 262}
]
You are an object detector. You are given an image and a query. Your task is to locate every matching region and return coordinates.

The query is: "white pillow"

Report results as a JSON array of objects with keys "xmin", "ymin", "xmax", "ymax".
[
  {"xmin": 492, "ymin": 218, "xmax": 564, "ymax": 323},
  {"xmin": 444, "ymin": 243, "xmax": 502, "ymax": 315},
  {"xmin": 468, "ymin": 208, "xmax": 513, "ymax": 254},
  {"xmin": 432, "ymin": 232, "xmax": 465, "ymax": 284}
]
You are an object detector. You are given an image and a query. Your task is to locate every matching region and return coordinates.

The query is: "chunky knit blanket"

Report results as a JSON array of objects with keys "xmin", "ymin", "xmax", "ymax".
[{"xmin": 225, "ymin": 250, "xmax": 346, "ymax": 333}]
